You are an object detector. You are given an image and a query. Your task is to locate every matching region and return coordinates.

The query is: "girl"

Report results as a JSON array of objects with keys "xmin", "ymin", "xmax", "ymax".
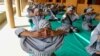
[
  {"xmin": 15, "ymin": 8, "xmax": 69, "ymax": 56},
  {"xmin": 61, "ymin": 6, "xmax": 79, "ymax": 32},
  {"xmin": 82, "ymin": 7, "xmax": 97, "ymax": 31},
  {"xmin": 86, "ymin": 23, "xmax": 100, "ymax": 56}
]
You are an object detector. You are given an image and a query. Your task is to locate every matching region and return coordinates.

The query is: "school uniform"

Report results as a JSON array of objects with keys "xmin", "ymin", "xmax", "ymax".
[
  {"xmin": 70, "ymin": 12, "xmax": 79, "ymax": 22},
  {"xmin": 48, "ymin": 8, "xmax": 59, "ymax": 21},
  {"xmin": 61, "ymin": 13, "xmax": 79, "ymax": 32},
  {"xmin": 82, "ymin": 14, "xmax": 96, "ymax": 31},
  {"xmin": 29, "ymin": 15, "xmax": 45, "ymax": 28},
  {"xmin": 15, "ymin": 18, "xmax": 68, "ymax": 56},
  {"xmin": 86, "ymin": 23, "xmax": 100, "ymax": 56},
  {"xmin": 82, "ymin": 7, "xmax": 96, "ymax": 31}
]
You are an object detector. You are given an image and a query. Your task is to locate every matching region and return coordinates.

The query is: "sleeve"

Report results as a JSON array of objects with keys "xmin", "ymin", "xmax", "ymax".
[
  {"xmin": 86, "ymin": 46, "xmax": 96, "ymax": 55},
  {"xmin": 91, "ymin": 23, "xmax": 100, "ymax": 43},
  {"xmin": 86, "ymin": 23, "xmax": 100, "ymax": 55},
  {"xmin": 91, "ymin": 14, "xmax": 96, "ymax": 19},
  {"xmin": 56, "ymin": 25, "xmax": 70, "ymax": 33},
  {"xmin": 74, "ymin": 12, "xmax": 79, "ymax": 19},
  {"xmin": 15, "ymin": 28, "xmax": 26, "ymax": 37}
]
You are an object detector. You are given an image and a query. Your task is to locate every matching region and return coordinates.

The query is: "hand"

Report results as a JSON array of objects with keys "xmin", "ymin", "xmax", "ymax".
[
  {"xmin": 30, "ymin": 28, "xmax": 66, "ymax": 38},
  {"xmin": 31, "ymin": 31, "xmax": 42, "ymax": 37},
  {"xmin": 96, "ymin": 52, "xmax": 100, "ymax": 54},
  {"xmin": 50, "ymin": 30, "xmax": 65, "ymax": 37},
  {"xmin": 30, "ymin": 28, "xmax": 51, "ymax": 38},
  {"xmin": 40, "ymin": 28, "xmax": 66, "ymax": 37}
]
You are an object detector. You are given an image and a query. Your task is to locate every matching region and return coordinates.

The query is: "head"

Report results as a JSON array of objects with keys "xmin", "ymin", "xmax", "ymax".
[
  {"xmin": 50, "ymin": 4, "xmax": 55, "ymax": 9},
  {"xmin": 34, "ymin": 8, "xmax": 43, "ymax": 16},
  {"xmin": 39, "ymin": 19, "xmax": 51, "ymax": 29},
  {"xmin": 66, "ymin": 6, "xmax": 75, "ymax": 14},
  {"xmin": 84, "ymin": 7, "xmax": 94, "ymax": 14}
]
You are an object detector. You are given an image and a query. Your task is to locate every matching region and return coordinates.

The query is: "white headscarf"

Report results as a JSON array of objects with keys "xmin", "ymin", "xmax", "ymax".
[
  {"xmin": 31, "ymin": 18, "xmax": 50, "ymax": 31},
  {"xmin": 86, "ymin": 7, "xmax": 93, "ymax": 13},
  {"xmin": 66, "ymin": 6, "xmax": 74, "ymax": 12},
  {"xmin": 39, "ymin": 19, "xmax": 51, "ymax": 29},
  {"xmin": 86, "ymin": 8, "xmax": 93, "ymax": 13}
]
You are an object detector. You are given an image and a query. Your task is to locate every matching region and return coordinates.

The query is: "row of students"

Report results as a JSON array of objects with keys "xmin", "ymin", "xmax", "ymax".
[
  {"xmin": 28, "ymin": 4, "xmax": 99, "ymax": 32},
  {"xmin": 27, "ymin": 3, "xmax": 78, "ymax": 32}
]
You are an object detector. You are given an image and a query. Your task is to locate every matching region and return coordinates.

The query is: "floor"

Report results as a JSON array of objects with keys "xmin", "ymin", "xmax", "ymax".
[
  {"xmin": 0, "ymin": 24, "xmax": 29, "ymax": 56},
  {"xmin": 0, "ymin": 5, "xmax": 30, "ymax": 56}
]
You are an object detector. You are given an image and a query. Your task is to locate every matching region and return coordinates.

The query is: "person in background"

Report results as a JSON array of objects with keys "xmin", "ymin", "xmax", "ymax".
[
  {"xmin": 28, "ymin": 8, "xmax": 45, "ymax": 28},
  {"xmin": 61, "ymin": 5, "xmax": 79, "ymax": 32},
  {"xmin": 81, "ymin": 6, "xmax": 99, "ymax": 31},
  {"xmin": 47, "ymin": 4, "xmax": 59, "ymax": 21},
  {"xmin": 86, "ymin": 23, "xmax": 100, "ymax": 56}
]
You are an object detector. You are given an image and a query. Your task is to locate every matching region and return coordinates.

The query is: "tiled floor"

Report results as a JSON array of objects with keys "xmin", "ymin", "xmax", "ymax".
[
  {"xmin": 0, "ymin": 5, "xmax": 30, "ymax": 56},
  {"xmin": 0, "ymin": 24, "xmax": 29, "ymax": 56}
]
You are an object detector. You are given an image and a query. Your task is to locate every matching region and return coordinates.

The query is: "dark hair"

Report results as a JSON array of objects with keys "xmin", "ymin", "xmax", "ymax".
[{"xmin": 84, "ymin": 8, "xmax": 87, "ymax": 13}]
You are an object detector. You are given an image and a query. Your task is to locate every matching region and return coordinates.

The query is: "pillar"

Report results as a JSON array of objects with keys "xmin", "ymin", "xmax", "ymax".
[
  {"xmin": 15, "ymin": 0, "xmax": 21, "ymax": 16},
  {"xmin": 4, "ymin": 0, "xmax": 15, "ymax": 28}
]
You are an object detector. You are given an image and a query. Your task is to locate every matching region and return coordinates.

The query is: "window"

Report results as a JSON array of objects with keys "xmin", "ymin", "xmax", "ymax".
[
  {"xmin": 88, "ymin": 0, "xmax": 100, "ymax": 5},
  {"xmin": 56, "ymin": 0, "xmax": 61, "ymax": 3}
]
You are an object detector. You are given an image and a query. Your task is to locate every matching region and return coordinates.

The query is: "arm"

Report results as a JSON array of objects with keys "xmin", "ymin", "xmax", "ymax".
[
  {"xmin": 50, "ymin": 25, "xmax": 70, "ymax": 37},
  {"xmin": 15, "ymin": 28, "xmax": 42, "ymax": 38},
  {"xmin": 86, "ymin": 46, "xmax": 96, "ymax": 55},
  {"xmin": 74, "ymin": 12, "xmax": 79, "ymax": 19},
  {"xmin": 50, "ymin": 30, "xmax": 66, "ymax": 37},
  {"xmin": 86, "ymin": 23, "xmax": 100, "ymax": 55},
  {"xmin": 20, "ymin": 30, "xmax": 42, "ymax": 38},
  {"xmin": 39, "ymin": 27, "xmax": 66, "ymax": 37},
  {"xmin": 15, "ymin": 27, "xmax": 66, "ymax": 38}
]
